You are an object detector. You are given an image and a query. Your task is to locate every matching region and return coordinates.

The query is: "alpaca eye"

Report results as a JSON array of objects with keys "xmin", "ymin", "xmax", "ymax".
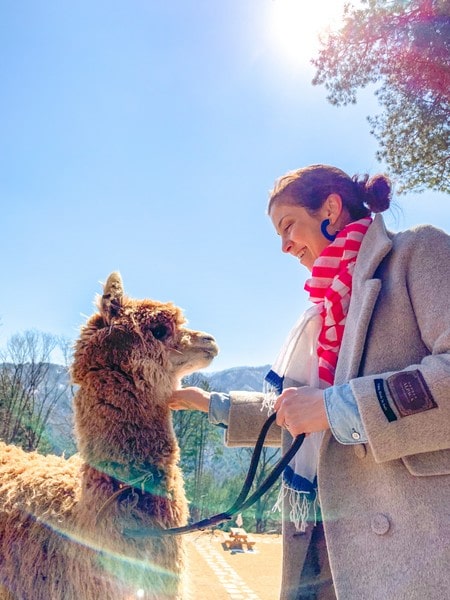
[{"xmin": 151, "ymin": 324, "xmax": 170, "ymax": 340}]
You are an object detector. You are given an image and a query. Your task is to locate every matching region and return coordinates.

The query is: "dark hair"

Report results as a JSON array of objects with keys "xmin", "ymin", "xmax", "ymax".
[{"xmin": 268, "ymin": 164, "xmax": 392, "ymax": 219}]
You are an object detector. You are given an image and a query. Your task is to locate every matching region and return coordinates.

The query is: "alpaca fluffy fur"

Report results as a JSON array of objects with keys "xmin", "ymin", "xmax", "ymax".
[{"xmin": 0, "ymin": 272, "xmax": 218, "ymax": 600}]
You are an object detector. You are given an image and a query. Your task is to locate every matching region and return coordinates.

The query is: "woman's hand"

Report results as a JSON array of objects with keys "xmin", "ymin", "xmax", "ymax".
[
  {"xmin": 274, "ymin": 386, "xmax": 329, "ymax": 436},
  {"xmin": 169, "ymin": 386, "xmax": 211, "ymax": 413}
]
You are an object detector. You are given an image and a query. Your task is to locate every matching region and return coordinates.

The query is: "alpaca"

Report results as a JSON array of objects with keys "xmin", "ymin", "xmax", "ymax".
[{"xmin": 0, "ymin": 272, "xmax": 218, "ymax": 600}]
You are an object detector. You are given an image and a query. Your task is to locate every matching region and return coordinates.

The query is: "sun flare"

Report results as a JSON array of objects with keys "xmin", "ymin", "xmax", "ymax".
[{"xmin": 267, "ymin": 0, "xmax": 347, "ymax": 69}]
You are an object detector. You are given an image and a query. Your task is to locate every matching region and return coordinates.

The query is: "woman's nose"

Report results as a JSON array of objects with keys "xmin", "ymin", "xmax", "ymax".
[{"xmin": 282, "ymin": 237, "xmax": 292, "ymax": 254}]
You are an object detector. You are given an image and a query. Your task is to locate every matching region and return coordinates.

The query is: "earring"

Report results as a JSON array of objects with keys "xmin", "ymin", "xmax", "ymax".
[{"xmin": 320, "ymin": 219, "xmax": 338, "ymax": 242}]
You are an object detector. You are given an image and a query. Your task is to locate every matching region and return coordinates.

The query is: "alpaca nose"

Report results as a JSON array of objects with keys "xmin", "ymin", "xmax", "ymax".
[
  {"xmin": 197, "ymin": 332, "xmax": 219, "ymax": 355},
  {"xmin": 201, "ymin": 334, "xmax": 215, "ymax": 342}
]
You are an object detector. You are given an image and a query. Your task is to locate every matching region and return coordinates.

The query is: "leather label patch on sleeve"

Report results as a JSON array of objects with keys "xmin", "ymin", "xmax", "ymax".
[{"xmin": 386, "ymin": 370, "xmax": 437, "ymax": 418}]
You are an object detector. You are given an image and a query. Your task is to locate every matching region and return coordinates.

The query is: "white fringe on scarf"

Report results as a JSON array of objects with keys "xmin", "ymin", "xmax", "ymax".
[{"xmin": 263, "ymin": 304, "xmax": 327, "ymax": 532}]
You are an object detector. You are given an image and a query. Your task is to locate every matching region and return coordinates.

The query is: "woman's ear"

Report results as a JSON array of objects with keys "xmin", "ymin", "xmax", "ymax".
[{"xmin": 323, "ymin": 193, "xmax": 343, "ymax": 226}]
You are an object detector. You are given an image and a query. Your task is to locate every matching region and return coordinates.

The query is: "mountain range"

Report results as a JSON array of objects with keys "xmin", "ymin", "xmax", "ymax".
[{"xmin": 185, "ymin": 364, "xmax": 271, "ymax": 393}]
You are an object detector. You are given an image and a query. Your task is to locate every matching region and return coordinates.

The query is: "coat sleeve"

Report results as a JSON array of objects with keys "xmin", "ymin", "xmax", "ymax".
[
  {"xmin": 350, "ymin": 225, "xmax": 450, "ymax": 467},
  {"xmin": 225, "ymin": 391, "xmax": 281, "ymax": 447}
]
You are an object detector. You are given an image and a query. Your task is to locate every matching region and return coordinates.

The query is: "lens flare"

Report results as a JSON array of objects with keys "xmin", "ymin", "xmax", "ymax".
[{"xmin": 267, "ymin": 0, "xmax": 347, "ymax": 69}]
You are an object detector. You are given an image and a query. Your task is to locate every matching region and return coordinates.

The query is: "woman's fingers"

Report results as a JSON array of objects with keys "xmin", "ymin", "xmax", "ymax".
[{"xmin": 275, "ymin": 387, "xmax": 328, "ymax": 435}]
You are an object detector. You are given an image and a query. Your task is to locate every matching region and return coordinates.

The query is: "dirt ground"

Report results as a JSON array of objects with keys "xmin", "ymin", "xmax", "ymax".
[{"xmin": 185, "ymin": 530, "xmax": 282, "ymax": 600}]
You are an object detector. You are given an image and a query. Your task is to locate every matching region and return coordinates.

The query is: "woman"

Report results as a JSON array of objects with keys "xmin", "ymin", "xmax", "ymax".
[{"xmin": 170, "ymin": 164, "xmax": 450, "ymax": 599}]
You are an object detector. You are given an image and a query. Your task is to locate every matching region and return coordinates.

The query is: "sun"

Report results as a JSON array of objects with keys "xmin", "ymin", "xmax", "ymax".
[{"xmin": 267, "ymin": 0, "xmax": 347, "ymax": 69}]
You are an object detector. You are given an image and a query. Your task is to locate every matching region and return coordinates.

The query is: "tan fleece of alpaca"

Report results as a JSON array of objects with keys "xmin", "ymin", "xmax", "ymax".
[{"xmin": 0, "ymin": 272, "xmax": 218, "ymax": 600}]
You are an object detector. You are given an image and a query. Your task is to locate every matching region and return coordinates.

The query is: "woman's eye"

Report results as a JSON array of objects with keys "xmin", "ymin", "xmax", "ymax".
[
  {"xmin": 150, "ymin": 324, "xmax": 170, "ymax": 340},
  {"xmin": 283, "ymin": 223, "xmax": 292, "ymax": 234}
]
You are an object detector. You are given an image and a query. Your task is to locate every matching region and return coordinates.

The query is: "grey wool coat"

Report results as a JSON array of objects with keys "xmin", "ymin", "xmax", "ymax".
[{"xmin": 225, "ymin": 214, "xmax": 450, "ymax": 600}]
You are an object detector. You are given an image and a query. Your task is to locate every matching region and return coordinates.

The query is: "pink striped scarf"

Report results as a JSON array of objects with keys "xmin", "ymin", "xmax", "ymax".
[{"xmin": 304, "ymin": 217, "xmax": 373, "ymax": 386}]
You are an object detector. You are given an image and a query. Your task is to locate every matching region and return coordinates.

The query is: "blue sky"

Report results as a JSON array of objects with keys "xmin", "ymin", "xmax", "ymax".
[{"xmin": 1, "ymin": 0, "xmax": 449, "ymax": 372}]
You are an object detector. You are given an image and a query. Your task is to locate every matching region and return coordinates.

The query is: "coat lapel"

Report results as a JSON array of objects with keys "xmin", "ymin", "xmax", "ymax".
[{"xmin": 334, "ymin": 215, "xmax": 393, "ymax": 383}]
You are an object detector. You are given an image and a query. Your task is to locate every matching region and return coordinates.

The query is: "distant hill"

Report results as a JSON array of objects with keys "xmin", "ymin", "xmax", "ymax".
[{"xmin": 185, "ymin": 364, "xmax": 271, "ymax": 393}]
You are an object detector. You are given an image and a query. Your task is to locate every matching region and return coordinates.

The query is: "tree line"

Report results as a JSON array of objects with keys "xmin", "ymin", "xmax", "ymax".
[
  {"xmin": 313, "ymin": 0, "xmax": 449, "ymax": 194},
  {"xmin": 0, "ymin": 330, "xmax": 73, "ymax": 454},
  {"xmin": 174, "ymin": 373, "xmax": 282, "ymax": 533}
]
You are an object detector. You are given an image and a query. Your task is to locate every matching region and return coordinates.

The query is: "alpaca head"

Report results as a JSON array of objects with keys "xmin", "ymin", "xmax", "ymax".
[
  {"xmin": 73, "ymin": 272, "xmax": 218, "ymax": 389},
  {"xmin": 71, "ymin": 273, "xmax": 218, "ymax": 465}
]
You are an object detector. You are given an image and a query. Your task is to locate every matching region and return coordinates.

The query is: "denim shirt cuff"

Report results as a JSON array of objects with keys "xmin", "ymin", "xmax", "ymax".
[
  {"xmin": 208, "ymin": 392, "xmax": 231, "ymax": 428},
  {"xmin": 324, "ymin": 383, "xmax": 368, "ymax": 444}
]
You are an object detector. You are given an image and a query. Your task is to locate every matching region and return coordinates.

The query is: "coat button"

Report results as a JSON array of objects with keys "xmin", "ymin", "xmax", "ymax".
[
  {"xmin": 354, "ymin": 444, "xmax": 367, "ymax": 459},
  {"xmin": 351, "ymin": 429, "xmax": 361, "ymax": 440},
  {"xmin": 371, "ymin": 514, "xmax": 390, "ymax": 535}
]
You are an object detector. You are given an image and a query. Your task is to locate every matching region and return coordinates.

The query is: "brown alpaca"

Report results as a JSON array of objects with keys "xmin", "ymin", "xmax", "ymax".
[{"xmin": 0, "ymin": 272, "xmax": 218, "ymax": 600}]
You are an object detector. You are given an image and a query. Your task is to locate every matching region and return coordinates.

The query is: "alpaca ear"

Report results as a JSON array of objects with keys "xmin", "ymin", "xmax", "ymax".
[{"xmin": 100, "ymin": 272, "xmax": 124, "ymax": 324}]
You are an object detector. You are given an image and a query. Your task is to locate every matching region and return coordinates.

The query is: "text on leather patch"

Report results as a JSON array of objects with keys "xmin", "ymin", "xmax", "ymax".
[{"xmin": 386, "ymin": 370, "xmax": 437, "ymax": 417}]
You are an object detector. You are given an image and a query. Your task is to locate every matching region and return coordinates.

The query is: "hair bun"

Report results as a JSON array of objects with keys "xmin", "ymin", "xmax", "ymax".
[{"xmin": 353, "ymin": 174, "xmax": 392, "ymax": 213}]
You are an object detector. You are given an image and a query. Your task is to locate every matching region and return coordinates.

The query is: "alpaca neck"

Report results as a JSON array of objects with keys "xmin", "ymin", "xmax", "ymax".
[{"xmin": 75, "ymin": 387, "xmax": 178, "ymax": 472}]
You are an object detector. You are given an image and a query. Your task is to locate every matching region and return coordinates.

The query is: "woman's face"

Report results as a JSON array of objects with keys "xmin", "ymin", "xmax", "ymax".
[{"xmin": 270, "ymin": 201, "xmax": 332, "ymax": 271}]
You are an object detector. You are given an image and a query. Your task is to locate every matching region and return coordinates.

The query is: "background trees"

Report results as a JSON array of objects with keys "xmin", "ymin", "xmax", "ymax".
[
  {"xmin": 172, "ymin": 374, "xmax": 222, "ymax": 522},
  {"xmin": 174, "ymin": 373, "xmax": 282, "ymax": 532},
  {"xmin": 0, "ymin": 330, "xmax": 71, "ymax": 453},
  {"xmin": 313, "ymin": 0, "xmax": 450, "ymax": 193}
]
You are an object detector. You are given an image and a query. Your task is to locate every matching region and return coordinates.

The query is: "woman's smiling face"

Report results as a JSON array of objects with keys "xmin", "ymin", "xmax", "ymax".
[{"xmin": 270, "ymin": 201, "xmax": 332, "ymax": 271}]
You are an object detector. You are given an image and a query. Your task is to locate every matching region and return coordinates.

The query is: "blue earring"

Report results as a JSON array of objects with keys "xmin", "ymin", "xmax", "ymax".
[{"xmin": 320, "ymin": 219, "xmax": 337, "ymax": 242}]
